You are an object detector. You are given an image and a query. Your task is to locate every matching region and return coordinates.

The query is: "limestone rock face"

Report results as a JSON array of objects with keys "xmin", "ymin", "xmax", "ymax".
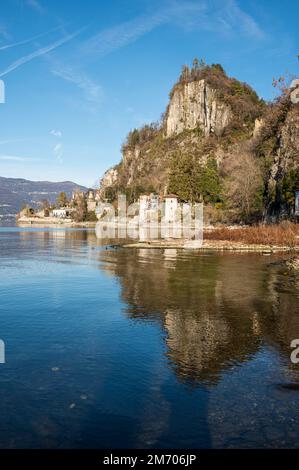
[
  {"xmin": 165, "ymin": 80, "xmax": 231, "ymax": 137},
  {"xmin": 264, "ymin": 105, "xmax": 299, "ymax": 219},
  {"xmin": 279, "ymin": 106, "xmax": 299, "ymax": 167},
  {"xmin": 123, "ymin": 147, "xmax": 144, "ymax": 185},
  {"xmin": 253, "ymin": 118, "xmax": 264, "ymax": 138},
  {"xmin": 100, "ymin": 167, "xmax": 118, "ymax": 188},
  {"xmin": 268, "ymin": 106, "xmax": 299, "ymax": 183}
]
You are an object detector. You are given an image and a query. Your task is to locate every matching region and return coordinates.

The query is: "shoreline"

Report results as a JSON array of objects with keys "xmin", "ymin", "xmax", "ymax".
[
  {"xmin": 122, "ymin": 239, "xmax": 299, "ymax": 253},
  {"xmin": 14, "ymin": 218, "xmax": 299, "ymax": 253},
  {"xmin": 17, "ymin": 217, "xmax": 97, "ymax": 228}
]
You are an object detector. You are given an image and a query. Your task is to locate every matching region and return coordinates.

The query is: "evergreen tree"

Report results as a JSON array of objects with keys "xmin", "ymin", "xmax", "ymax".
[
  {"xmin": 73, "ymin": 195, "xmax": 87, "ymax": 222},
  {"xmin": 193, "ymin": 57, "xmax": 199, "ymax": 69},
  {"xmin": 168, "ymin": 152, "xmax": 194, "ymax": 201},
  {"xmin": 200, "ymin": 157, "xmax": 222, "ymax": 203},
  {"xmin": 280, "ymin": 168, "xmax": 299, "ymax": 211},
  {"xmin": 180, "ymin": 65, "xmax": 190, "ymax": 82},
  {"xmin": 56, "ymin": 192, "xmax": 68, "ymax": 208},
  {"xmin": 169, "ymin": 153, "xmax": 222, "ymax": 204}
]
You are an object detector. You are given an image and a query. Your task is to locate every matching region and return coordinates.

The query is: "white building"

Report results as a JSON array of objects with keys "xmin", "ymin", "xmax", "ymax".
[
  {"xmin": 95, "ymin": 202, "xmax": 115, "ymax": 221},
  {"xmin": 52, "ymin": 208, "xmax": 70, "ymax": 218},
  {"xmin": 149, "ymin": 194, "xmax": 159, "ymax": 211},
  {"xmin": 139, "ymin": 194, "xmax": 160, "ymax": 225},
  {"xmin": 139, "ymin": 195, "xmax": 149, "ymax": 224},
  {"xmin": 164, "ymin": 195, "xmax": 178, "ymax": 222}
]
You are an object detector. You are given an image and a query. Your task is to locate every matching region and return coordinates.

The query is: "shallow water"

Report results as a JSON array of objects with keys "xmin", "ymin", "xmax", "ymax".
[{"xmin": 0, "ymin": 227, "xmax": 299, "ymax": 448}]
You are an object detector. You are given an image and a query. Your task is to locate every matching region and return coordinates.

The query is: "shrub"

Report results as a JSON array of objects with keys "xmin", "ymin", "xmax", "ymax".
[
  {"xmin": 85, "ymin": 211, "xmax": 98, "ymax": 222},
  {"xmin": 122, "ymin": 123, "xmax": 160, "ymax": 151},
  {"xmin": 170, "ymin": 60, "xmax": 265, "ymax": 129},
  {"xmin": 280, "ymin": 168, "xmax": 299, "ymax": 212},
  {"xmin": 204, "ymin": 223, "xmax": 299, "ymax": 247},
  {"xmin": 168, "ymin": 152, "xmax": 222, "ymax": 203}
]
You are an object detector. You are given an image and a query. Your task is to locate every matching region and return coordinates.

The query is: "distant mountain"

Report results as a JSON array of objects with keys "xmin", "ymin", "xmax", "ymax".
[{"xmin": 0, "ymin": 177, "xmax": 88, "ymax": 219}]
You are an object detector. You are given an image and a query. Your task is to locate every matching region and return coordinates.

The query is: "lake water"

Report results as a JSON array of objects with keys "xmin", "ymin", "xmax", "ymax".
[{"xmin": 0, "ymin": 227, "xmax": 299, "ymax": 449}]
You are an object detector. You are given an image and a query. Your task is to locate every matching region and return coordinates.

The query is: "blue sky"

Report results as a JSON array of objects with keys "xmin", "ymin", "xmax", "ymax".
[{"xmin": 0, "ymin": 0, "xmax": 298, "ymax": 187}]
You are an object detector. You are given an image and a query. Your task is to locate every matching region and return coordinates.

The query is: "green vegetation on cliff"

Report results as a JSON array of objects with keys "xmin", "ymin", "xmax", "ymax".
[
  {"xmin": 100, "ymin": 60, "xmax": 299, "ymax": 224},
  {"xmin": 171, "ymin": 59, "xmax": 265, "ymax": 132},
  {"xmin": 168, "ymin": 154, "xmax": 222, "ymax": 204}
]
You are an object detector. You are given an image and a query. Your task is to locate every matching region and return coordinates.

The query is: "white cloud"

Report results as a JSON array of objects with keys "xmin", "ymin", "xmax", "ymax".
[
  {"xmin": 79, "ymin": 12, "xmax": 168, "ymax": 60},
  {"xmin": 78, "ymin": 0, "xmax": 263, "ymax": 63},
  {"xmin": 166, "ymin": 0, "xmax": 264, "ymax": 39},
  {"xmin": 48, "ymin": 2, "xmax": 203, "ymax": 104},
  {"xmin": 26, "ymin": 0, "xmax": 46, "ymax": 14},
  {"xmin": 53, "ymin": 143, "xmax": 63, "ymax": 162},
  {"xmin": 50, "ymin": 129, "xmax": 62, "ymax": 137},
  {"xmin": 78, "ymin": 2, "xmax": 204, "ymax": 61},
  {"xmin": 1, "ymin": 0, "xmax": 262, "ymax": 111},
  {"xmin": 0, "ymin": 26, "xmax": 62, "ymax": 51},
  {"xmin": 51, "ymin": 65, "xmax": 103, "ymax": 104},
  {"xmin": 53, "ymin": 143, "xmax": 62, "ymax": 152},
  {"xmin": 224, "ymin": 0, "xmax": 264, "ymax": 39},
  {"xmin": 0, "ymin": 155, "xmax": 38, "ymax": 161}
]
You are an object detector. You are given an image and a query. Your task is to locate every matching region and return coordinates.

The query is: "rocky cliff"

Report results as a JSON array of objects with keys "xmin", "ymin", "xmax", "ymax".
[
  {"xmin": 165, "ymin": 79, "xmax": 231, "ymax": 137},
  {"xmin": 256, "ymin": 98, "xmax": 299, "ymax": 219},
  {"xmin": 100, "ymin": 61, "xmax": 299, "ymax": 223}
]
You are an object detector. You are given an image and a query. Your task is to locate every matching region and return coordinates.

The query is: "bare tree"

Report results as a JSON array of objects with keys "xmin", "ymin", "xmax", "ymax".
[{"xmin": 224, "ymin": 153, "xmax": 264, "ymax": 223}]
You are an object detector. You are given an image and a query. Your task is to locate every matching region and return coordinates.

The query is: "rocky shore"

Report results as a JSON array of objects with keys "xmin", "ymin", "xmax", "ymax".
[
  {"xmin": 285, "ymin": 257, "xmax": 299, "ymax": 270},
  {"xmin": 17, "ymin": 216, "xmax": 96, "ymax": 228},
  {"xmin": 123, "ymin": 239, "xmax": 299, "ymax": 253}
]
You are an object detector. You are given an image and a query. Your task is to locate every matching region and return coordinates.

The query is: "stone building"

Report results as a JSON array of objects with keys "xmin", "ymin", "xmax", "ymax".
[
  {"xmin": 164, "ymin": 194, "xmax": 178, "ymax": 222},
  {"xmin": 139, "ymin": 194, "xmax": 160, "ymax": 224}
]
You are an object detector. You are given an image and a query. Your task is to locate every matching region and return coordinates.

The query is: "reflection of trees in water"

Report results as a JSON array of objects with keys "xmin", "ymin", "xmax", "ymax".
[
  {"xmin": 99, "ymin": 248, "xmax": 299, "ymax": 385},
  {"xmin": 258, "ymin": 268, "xmax": 299, "ymax": 381},
  {"xmin": 12, "ymin": 230, "xmax": 299, "ymax": 385},
  {"xmin": 5, "ymin": 229, "xmax": 102, "ymax": 263}
]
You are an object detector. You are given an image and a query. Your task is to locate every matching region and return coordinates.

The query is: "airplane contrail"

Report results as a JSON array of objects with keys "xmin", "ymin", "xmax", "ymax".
[
  {"xmin": 0, "ymin": 29, "xmax": 81, "ymax": 78},
  {"xmin": 0, "ymin": 26, "xmax": 63, "ymax": 51}
]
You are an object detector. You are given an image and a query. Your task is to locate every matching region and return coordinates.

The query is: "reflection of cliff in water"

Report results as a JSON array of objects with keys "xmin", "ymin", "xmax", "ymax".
[{"xmin": 99, "ymin": 248, "xmax": 299, "ymax": 385}]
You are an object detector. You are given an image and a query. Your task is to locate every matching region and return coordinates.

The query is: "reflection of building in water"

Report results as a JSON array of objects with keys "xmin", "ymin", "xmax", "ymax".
[
  {"xmin": 98, "ymin": 248, "xmax": 299, "ymax": 385},
  {"xmin": 163, "ymin": 249, "xmax": 177, "ymax": 259},
  {"xmin": 164, "ymin": 195, "xmax": 178, "ymax": 223}
]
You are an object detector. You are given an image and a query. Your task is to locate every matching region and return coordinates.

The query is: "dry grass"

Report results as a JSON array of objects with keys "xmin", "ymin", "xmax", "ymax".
[{"xmin": 204, "ymin": 222, "xmax": 299, "ymax": 247}]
